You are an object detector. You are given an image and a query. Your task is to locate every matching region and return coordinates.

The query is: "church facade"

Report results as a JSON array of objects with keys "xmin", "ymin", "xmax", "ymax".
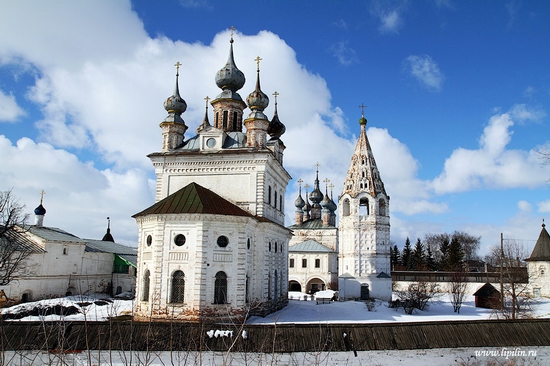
[{"xmin": 133, "ymin": 35, "xmax": 291, "ymax": 322}]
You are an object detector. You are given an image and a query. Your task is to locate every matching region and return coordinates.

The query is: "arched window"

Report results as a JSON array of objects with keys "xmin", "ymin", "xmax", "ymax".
[
  {"xmin": 360, "ymin": 197, "xmax": 369, "ymax": 216},
  {"xmin": 343, "ymin": 198, "xmax": 350, "ymax": 216},
  {"xmin": 268, "ymin": 186, "xmax": 272, "ymax": 205},
  {"xmin": 170, "ymin": 270, "xmax": 185, "ymax": 304},
  {"xmin": 142, "ymin": 270, "xmax": 150, "ymax": 302},
  {"xmin": 232, "ymin": 111, "xmax": 238, "ymax": 130},
  {"xmin": 222, "ymin": 111, "xmax": 228, "ymax": 129},
  {"xmin": 214, "ymin": 271, "xmax": 227, "ymax": 304},
  {"xmin": 379, "ymin": 199, "xmax": 387, "ymax": 216}
]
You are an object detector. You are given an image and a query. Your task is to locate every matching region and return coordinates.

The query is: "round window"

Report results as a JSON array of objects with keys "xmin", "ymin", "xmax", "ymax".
[
  {"xmin": 206, "ymin": 138, "xmax": 216, "ymax": 148},
  {"xmin": 146, "ymin": 235, "xmax": 152, "ymax": 246},
  {"xmin": 174, "ymin": 234, "xmax": 186, "ymax": 246},
  {"xmin": 217, "ymin": 235, "xmax": 229, "ymax": 247}
]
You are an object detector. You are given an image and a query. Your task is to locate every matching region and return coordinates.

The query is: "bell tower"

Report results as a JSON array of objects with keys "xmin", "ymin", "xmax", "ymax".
[{"xmin": 338, "ymin": 107, "xmax": 391, "ymax": 301}]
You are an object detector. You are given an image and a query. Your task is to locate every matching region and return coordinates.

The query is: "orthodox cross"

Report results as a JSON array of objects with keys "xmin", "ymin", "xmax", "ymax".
[
  {"xmin": 304, "ymin": 183, "xmax": 310, "ymax": 194},
  {"xmin": 315, "ymin": 162, "xmax": 320, "ymax": 173},
  {"xmin": 39, "ymin": 190, "xmax": 45, "ymax": 204},
  {"xmin": 174, "ymin": 61, "xmax": 182, "ymax": 76},
  {"xmin": 297, "ymin": 178, "xmax": 303, "ymax": 190},
  {"xmin": 329, "ymin": 183, "xmax": 334, "ymax": 199},
  {"xmin": 254, "ymin": 56, "xmax": 262, "ymax": 71},
  {"xmin": 230, "ymin": 26, "xmax": 235, "ymax": 39},
  {"xmin": 323, "ymin": 178, "xmax": 330, "ymax": 191},
  {"xmin": 204, "ymin": 96, "xmax": 210, "ymax": 109},
  {"xmin": 358, "ymin": 102, "xmax": 367, "ymax": 116},
  {"xmin": 273, "ymin": 91, "xmax": 279, "ymax": 104}
]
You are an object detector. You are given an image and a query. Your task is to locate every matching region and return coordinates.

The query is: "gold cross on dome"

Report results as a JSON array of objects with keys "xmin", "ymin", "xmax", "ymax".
[
  {"xmin": 254, "ymin": 56, "xmax": 262, "ymax": 70},
  {"xmin": 323, "ymin": 178, "xmax": 330, "ymax": 190},
  {"xmin": 204, "ymin": 96, "xmax": 210, "ymax": 107},
  {"xmin": 39, "ymin": 190, "xmax": 45, "ymax": 204},
  {"xmin": 174, "ymin": 61, "xmax": 182, "ymax": 76},
  {"xmin": 273, "ymin": 91, "xmax": 279, "ymax": 104},
  {"xmin": 358, "ymin": 103, "xmax": 367, "ymax": 116},
  {"xmin": 315, "ymin": 162, "xmax": 320, "ymax": 173},
  {"xmin": 230, "ymin": 26, "xmax": 235, "ymax": 38}
]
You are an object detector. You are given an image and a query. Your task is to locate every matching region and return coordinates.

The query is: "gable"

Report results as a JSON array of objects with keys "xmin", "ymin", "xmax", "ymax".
[{"xmin": 133, "ymin": 182, "xmax": 253, "ymax": 218}]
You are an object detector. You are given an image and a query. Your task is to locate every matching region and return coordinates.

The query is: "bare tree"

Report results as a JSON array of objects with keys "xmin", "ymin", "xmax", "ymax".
[
  {"xmin": 394, "ymin": 279, "xmax": 440, "ymax": 315},
  {"xmin": 448, "ymin": 271, "xmax": 467, "ymax": 314},
  {"xmin": 0, "ymin": 190, "xmax": 34, "ymax": 286},
  {"xmin": 486, "ymin": 239, "xmax": 531, "ymax": 319}
]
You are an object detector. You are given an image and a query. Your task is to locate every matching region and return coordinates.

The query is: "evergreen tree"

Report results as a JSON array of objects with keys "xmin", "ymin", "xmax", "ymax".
[
  {"xmin": 390, "ymin": 244, "xmax": 400, "ymax": 270},
  {"xmin": 448, "ymin": 237, "xmax": 464, "ymax": 271},
  {"xmin": 412, "ymin": 238, "xmax": 425, "ymax": 270},
  {"xmin": 439, "ymin": 238, "xmax": 450, "ymax": 270},
  {"xmin": 402, "ymin": 237, "xmax": 413, "ymax": 270},
  {"xmin": 426, "ymin": 247, "xmax": 437, "ymax": 271}
]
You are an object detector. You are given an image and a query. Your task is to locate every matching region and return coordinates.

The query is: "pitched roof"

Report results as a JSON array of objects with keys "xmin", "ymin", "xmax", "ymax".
[
  {"xmin": 84, "ymin": 239, "xmax": 137, "ymax": 256},
  {"xmin": 133, "ymin": 182, "xmax": 253, "ymax": 218},
  {"xmin": 473, "ymin": 282, "xmax": 500, "ymax": 297},
  {"xmin": 526, "ymin": 223, "xmax": 550, "ymax": 261},
  {"xmin": 0, "ymin": 228, "xmax": 45, "ymax": 254},
  {"xmin": 289, "ymin": 239, "xmax": 334, "ymax": 253}
]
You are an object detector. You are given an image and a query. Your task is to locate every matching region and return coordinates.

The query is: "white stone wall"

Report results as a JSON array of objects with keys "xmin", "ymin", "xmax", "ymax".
[
  {"xmin": 528, "ymin": 261, "xmax": 550, "ymax": 298},
  {"xmin": 288, "ymin": 251, "xmax": 338, "ymax": 293}
]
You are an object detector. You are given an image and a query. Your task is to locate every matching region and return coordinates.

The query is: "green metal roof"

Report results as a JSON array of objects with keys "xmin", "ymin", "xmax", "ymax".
[
  {"xmin": 289, "ymin": 239, "xmax": 334, "ymax": 253},
  {"xmin": 133, "ymin": 182, "xmax": 253, "ymax": 218},
  {"xmin": 288, "ymin": 218, "xmax": 337, "ymax": 230}
]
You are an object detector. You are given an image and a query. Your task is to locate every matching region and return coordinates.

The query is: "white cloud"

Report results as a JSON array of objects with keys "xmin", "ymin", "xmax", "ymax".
[
  {"xmin": 370, "ymin": 0, "xmax": 407, "ymax": 34},
  {"xmin": 329, "ymin": 41, "xmax": 358, "ymax": 66},
  {"xmin": 432, "ymin": 104, "xmax": 548, "ymax": 194},
  {"xmin": 0, "ymin": 89, "xmax": 25, "ymax": 122},
  {"xmin": 0, "ymin": 135, "xmax": 152, "ymax": 245},
  {"xmin": 403, "ymin": 55, "xmax": 445, "ymax": 91},
  {"xmin": 518, "ymin": 200, "xmax": 532, "ymax": 212},
  {"xmin": 538, "ymin": 200, "xmax": 550, "ymax": 213}
]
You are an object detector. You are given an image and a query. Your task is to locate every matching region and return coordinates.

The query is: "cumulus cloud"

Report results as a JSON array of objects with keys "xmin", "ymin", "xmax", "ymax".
[
  {"xmin": 0, "ymin": 136, "xmax": 152, "ymax": 244},
  {"xmin": 0, "ymin": 89, "xmax": 25, "ymax": 122},
  {"xmin": 403, "ymin": 55, "xmax": 445, "ymax": 91},
  {"xmin": 431, "ymin": 104, "xmax": 547, "ymax": 194}
]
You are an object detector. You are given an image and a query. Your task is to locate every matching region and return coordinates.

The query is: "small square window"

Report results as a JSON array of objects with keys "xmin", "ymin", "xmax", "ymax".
[
  {"xmin": 289, "ymin": 259, "xmax": 294, "ymax": 268},
  {"xmin": 63, "ymin": 248, "xmax": 68, "ymax": 255},
  {"xmin": 302, "ymin": 259, "xmax": 307, "ymax": 268},
  {"xmin": 315, "ymin": 259, "xmax": 320, "ymax": 268}
]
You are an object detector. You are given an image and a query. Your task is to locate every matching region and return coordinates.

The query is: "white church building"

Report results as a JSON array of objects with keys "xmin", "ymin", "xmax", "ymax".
[
  {"xmin": 133, "ymin": 34, "xmax": 292, "ymax": 322},
  {"xmin": 288, "ymin": 113, "xmax": 392, "ymax": 302}
]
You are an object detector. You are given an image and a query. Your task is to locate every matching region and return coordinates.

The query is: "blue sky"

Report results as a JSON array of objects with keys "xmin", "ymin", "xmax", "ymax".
[{"xmin": 1, "ymin": 0, "xmax": 549, "ymax": 256}]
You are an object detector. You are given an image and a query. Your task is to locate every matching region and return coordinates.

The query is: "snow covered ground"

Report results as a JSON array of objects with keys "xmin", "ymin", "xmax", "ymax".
[
  {"xmin": 247, "ymin": 291, "xmax": 550, "ymax": 324},
  {"xmin": 2, "ymin": 291, "xmax": 550, "ymax": 323},
  {"xmin": 2, "ymin": 292, "xmax": 550, "ymax": 365}
]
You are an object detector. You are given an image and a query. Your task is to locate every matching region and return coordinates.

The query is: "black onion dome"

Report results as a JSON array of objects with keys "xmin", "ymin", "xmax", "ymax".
[
  {"xmin": 215, "ymin": 39, "xmax": 246, "ymax": 92},
  {"xmin": 268, "ymin": 101, "xmax": 286, "ymax": 139},
  {"xmin": 294, "ymin": 194, "xmax": 305, "ymax": 209},
  {"xmin": 34, "ymin": 204, "xmax": 46, "ymax": 215}
]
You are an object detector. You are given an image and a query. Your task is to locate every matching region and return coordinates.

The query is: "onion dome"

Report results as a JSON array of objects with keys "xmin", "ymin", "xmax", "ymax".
[
  {"xmin": 268, "ymin": 91, "xmax": 286, "ymax": 139},
  {"xmin": 246, "ymin": 56, "xmax": 269, "ymax": 119},
  {"xmin": 294, "ymin": 179, "xmax": 305, "ymax": 209},
  {"xmin": 34, "ymin": 204, "xmax": 46, "ymax": 216},
  {"xmin": 309, "ymin": 167, "xmax": 324, "ymax": 205},
  {"xmin": 320, "ymin": 189, "xmax": 331, "ymax": 209},
  {"xmin": 163, "ymin": 61, "xmax": 187, "ymax": 123},
  {"xmin": 303, "ymin": 184, "xmax": 311, "ymax": 215},
  {"xmin": 215, "ymin": 34, "xmax": 246, "ymax": 99},
  {"xmin": 102, "ymin": 217, "xmax": 114, "ymax": 242}
]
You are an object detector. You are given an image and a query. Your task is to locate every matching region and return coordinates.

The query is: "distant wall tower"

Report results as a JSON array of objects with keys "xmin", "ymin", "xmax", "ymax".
[{"xmin": 338, "ymin": 112, "xmax": 391, "ymax": 301}]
